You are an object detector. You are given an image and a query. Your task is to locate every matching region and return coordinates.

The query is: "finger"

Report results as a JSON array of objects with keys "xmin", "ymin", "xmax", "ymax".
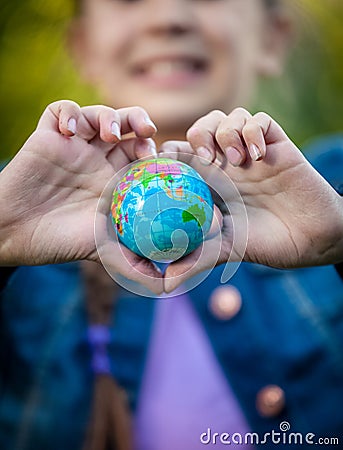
[
  {"xmin": 163, "ymin": 207, "xmax": 229, "ymax": 293},
  {"xmin": 94, "ymin": 196, "xmax": 164, "ymax": 295},
  {"xmin": 243, "ymin": 112, "xmax": 289, "ymax": 151},
  {"xmin": 37, "ymin": 100, "xmax": 94, "ymax": 138},
  {"xmin": 163, "ymin": 205, "xmax": 245, "ymax": 293},
  {"xmin": 81, "ymin": 105, "xmax": 123, "ymax": 143},
  {"xmin": 205, "ymin": 204, "xmax": 223, "ymax": 240},
  {"xmin": 106, "ymin": 138, "xmax": 157, "ymax": 169},
  {"xmin": 40, "ymin": 101, "xmax": 119, "ymax": 143},
  {"xmin": 163, "ymin": 230, "xmax": 231, "ymax": 294},
  {"xmin": 81, "ymin": 106, "xmax": 156, "ymax": 139},
  {"xmin": 37, "ymin": 102, "xmax": 157, "ymax": 152},
  {"xmin": 82, "ymin": 105, "xmax": 157, "ymax": 150},
  {"xmin": 159, "ymin": 141, "xmax": 225, "ymax": 196},
  {"xmin": 215, "ymin": 107, "xmax": 252, "ymax": 167},
  {"xmin": 158, "ymin": 140, "xmax": 195, "ymax": 165},
  {"xmin": 158, "ymin": 141, "xmax": 226, "ymax": 196},
  {"xmin": 241, "ymin": 115, "xmax": 266, "ymax": 161},
  {"xmin": 99, "ymin": 241, "xmax": 164, "ymax": 295},
  {"xmin": 42, "ymin": 102, "xmax": 121, "ymax": 143},
  {"xmin": 186, "ymin": 110, "xmax": 227, "ymax": 165},
  {"xmin": 80, "ymin": 105, "xmax": 125, "ymax": 154},
  {"xmin": 116, "ymin": 106, "xmax": 157, "ymax": 138}
]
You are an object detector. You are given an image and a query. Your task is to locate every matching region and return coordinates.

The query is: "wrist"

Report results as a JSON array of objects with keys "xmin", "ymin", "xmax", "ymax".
[
  {"xmin": 325, "ymin": 194, "xmax": 343, "ymax": 265},
  {"xmin": 334, "ymin": 187, "xmax": 343, "ymax": 264},
  {"xmin": 0, "ymin": 196, "xmax": 22, "ymax": 266},
  {"xmin": 0, "ymin": 224, "xmax": 17, "ymax": 266},
  {"xmin": 307, "ymin": 193, "xmax": 343, "ymax": 267}
]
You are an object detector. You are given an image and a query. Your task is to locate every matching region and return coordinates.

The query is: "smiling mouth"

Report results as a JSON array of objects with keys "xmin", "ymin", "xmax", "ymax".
[{"xmin": 131, "ymin": 57, "xmax": 209, "ymax": 87}]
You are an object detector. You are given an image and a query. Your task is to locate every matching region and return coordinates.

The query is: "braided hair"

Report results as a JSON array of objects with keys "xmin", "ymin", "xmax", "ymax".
[{"xmin": 81, "ymin": 261, "xmax": 132, "ymax": 450}]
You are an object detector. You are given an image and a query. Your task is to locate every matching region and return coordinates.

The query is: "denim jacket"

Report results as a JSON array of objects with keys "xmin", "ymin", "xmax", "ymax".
[{"xmin": 0, "ymin": 135, "xmax": 342, "ymax": 449}]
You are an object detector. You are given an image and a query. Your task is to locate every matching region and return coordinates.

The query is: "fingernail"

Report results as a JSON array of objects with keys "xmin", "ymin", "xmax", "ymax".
[
  {"xmin": 144, "ymin": 117, "xmax": 157, "ymax": 133},
  {"xmin": 250, "ymin": 143, "xmax": 262, "ymax": 161},
  {"xmin": 111, "ymin": 122, "xmax": 121, "ymax": 140},
  {"xmin": 226, "ymin": 146, "xmax": 243, "ymax": 167},
  {"xmin": 197, "ymin": 146, "xmax": 212, "ymax": 165},
  {"xmin": 67, "ymin": 118, "xmax": 76, "ymax": 134}
]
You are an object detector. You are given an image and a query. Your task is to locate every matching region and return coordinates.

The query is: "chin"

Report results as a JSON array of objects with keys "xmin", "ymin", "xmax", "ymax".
[
  {"xmin": 151, "ymin": 108, "xmax": 199, "ymax": 135},
  {"xmin": 144, "ymin": 96, "xmax": 224, "ymax": 132}
]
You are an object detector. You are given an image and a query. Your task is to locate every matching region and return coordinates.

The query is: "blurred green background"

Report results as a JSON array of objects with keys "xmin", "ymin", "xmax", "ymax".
[{"xmin": 0, "ymin": 0, "xmax": 342, "ymax": 159}]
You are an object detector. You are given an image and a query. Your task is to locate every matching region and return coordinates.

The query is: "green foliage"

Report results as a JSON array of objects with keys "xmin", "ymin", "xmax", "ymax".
[
  {"xmin": 254, "ymin": 0, "xmax": 343, "ymax": 147},
  {"xmin": 0, "ymin": 0, "xmax": 342, "ymax": 158},
  {"xmin": 0, "ymin": 0, "xmax": 99, "ymax": 158}
]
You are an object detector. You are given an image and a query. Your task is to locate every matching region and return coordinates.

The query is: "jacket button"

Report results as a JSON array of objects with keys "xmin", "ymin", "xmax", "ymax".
[
  {"xmin": 209, "ymin": 285, "xmax": 242, "ymax": 320},
  {"xmin": 256, "ymin": 385, "xmax": 286, "ymax": 417}
]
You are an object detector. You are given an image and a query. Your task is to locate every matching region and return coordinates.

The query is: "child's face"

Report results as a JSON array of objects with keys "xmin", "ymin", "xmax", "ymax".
[{"xmin": 74, "ymin": 0, "xmax": 288, "ymax": 133}]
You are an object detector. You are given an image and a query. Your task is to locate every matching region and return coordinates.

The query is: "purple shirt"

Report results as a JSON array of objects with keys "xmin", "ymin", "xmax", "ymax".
[{"xmin": 134, "ymin": 293, "xmax": 254, "ymax": 449}]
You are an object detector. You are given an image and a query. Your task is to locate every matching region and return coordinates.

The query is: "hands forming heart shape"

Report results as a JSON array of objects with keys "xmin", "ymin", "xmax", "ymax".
[{"xmin": 0, "ymin": 101, "xmax": 342, "ymax": 295}]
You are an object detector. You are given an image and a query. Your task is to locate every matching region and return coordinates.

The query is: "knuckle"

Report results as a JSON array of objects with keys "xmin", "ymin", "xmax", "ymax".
[
  {"xmin": 131, "ymin": 105, "xmax": 147, "ymax": 116},
  {"xmin": 229, "ymin": 107, "xmax": 251, "ymax": 120},
  {"xmin": 243, "ymin": 121, "xmax": 259, "ymax": 134},
  {"xmin": 215, "ymin": 129, "xmax": 228, "ymax": 143},
  {"xmin": 46, "ymin": 100, "xmax": 63, "ymax": 114},
  {"xmin": 254, "ymin": 111, "xmax": 269, "ymax": 121},
  {"xmin": 59, "ymin": 99, "xmax": 80, "ymax": 111},
  {"xmin": 209, "ymin": 109, "xmax": 226, "ymax": 118},
  {"xmin": 101, "ymin": 105, "xmax": 118, "ymax": 118},
  {"xmin": 46, "ymin": 100, "xmax": 60, "ymax": 110},
  {"xmin": 49, "ymin": 100, "xmax": 81, "ymax": 123},
  {"xmin": 186, "ymin": 126, "xmax": 204, "ymax": 142},
  {"xmin": 215, "ymin": 128, "xmax": 237, "ymax": 144},
  {"xmin": 232, "ymin": 106, "xmax": 249, "ymax": 115},
  {"xmin": 206, "ymin": 109, "xmax": 226, "ymax": 122}
]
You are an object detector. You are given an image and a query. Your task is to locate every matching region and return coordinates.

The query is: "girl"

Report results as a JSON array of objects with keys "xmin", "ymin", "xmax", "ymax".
[{"xmin": 0, "ymin": 1, "xmax": 342, "ymax": 449}]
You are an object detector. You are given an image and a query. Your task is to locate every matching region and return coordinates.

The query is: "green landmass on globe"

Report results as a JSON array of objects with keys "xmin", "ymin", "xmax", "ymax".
[{"xmin": 111, "ymin": 158, "xmax": 214, "ymax": 262}]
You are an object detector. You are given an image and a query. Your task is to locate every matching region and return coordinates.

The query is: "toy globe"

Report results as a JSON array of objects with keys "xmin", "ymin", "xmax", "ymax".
[{"xmin": 111, "ymin": 158, "xmax": 213, "ymax": 262}]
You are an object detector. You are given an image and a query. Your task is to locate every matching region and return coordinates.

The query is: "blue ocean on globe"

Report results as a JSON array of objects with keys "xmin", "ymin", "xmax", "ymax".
[{"xmin": 111, "ymin": 158, "xmax": 214, "ymax": 262}]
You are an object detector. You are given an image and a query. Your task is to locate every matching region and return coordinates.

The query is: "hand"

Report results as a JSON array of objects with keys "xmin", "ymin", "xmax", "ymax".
[
  {"xmin": 161, "ymin": 108, "xmax": 343, "ymax": 292},
  {"xmin": 0, "ymin": 100, "xmax": 163, "ymax": 294}
]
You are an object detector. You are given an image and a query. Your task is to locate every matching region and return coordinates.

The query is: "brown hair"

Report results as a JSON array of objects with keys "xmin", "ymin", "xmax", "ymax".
[
  {"xmin": 81, "ymin": 261, "xmax": 132, "ymax": 450},
  {"xmin": 73, "ymin": 0, "xmax": 281, "ymax": 16}
]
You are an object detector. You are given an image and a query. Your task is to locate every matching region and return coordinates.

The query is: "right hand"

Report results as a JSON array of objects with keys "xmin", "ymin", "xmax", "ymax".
[
  {"xmin": 159, "ymin": 108, "xmax": 343, "ymax": 293},
  {"xmin": 0, "ymin": 100, "xmax": 164, "ymax": 294}
]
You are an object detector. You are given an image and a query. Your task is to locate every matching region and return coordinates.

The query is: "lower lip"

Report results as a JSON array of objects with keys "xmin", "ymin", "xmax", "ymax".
[{"xmin": 132, "ymin": 68, "xmax": 207, "ymax": 89}]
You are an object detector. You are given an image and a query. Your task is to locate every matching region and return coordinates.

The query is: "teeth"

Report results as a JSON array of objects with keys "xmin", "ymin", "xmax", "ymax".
[{"xmin": 144, "ymin": 60, "xmax": 196, "ymax": 77}]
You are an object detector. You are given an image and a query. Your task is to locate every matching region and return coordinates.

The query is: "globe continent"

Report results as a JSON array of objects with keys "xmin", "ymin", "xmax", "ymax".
[{"xmin": 111, "ymin": 158, "xmax": 213, "ymax": 262}]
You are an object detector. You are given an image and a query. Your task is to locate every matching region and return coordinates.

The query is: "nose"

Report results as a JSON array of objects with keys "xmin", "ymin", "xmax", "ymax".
[{"xmin": 144, "ymin": 0, "xmax": 196, "ymax": 37}]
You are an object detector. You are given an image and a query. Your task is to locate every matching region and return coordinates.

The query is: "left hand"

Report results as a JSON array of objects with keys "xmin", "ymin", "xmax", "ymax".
[
  {"xmin": 0, "ymin": 101, "xmax": 164, "ymax": 294},
  {"xmin": 160, "ymin": 108, "xmax": 343, "ymax": 292}
]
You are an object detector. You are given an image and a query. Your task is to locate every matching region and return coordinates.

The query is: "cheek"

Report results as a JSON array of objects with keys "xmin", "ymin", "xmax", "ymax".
[
  {"xmin": 214, "ymin": 30, "xmax": 262, "ymax": 89},
  {"xmin": 205, "ymin": 29, "xmax": 261, "ymax": 109},
  {"xmin": 85, "ymin": 13, "xmax": 133, "ymax": 69},
  {"xmin": 202, "ymin": 5, "xmax": 264, "ymax": 66},
  {"xmin": 208, "ymin": 28, "xmax": 245, "ymax": 88}
]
